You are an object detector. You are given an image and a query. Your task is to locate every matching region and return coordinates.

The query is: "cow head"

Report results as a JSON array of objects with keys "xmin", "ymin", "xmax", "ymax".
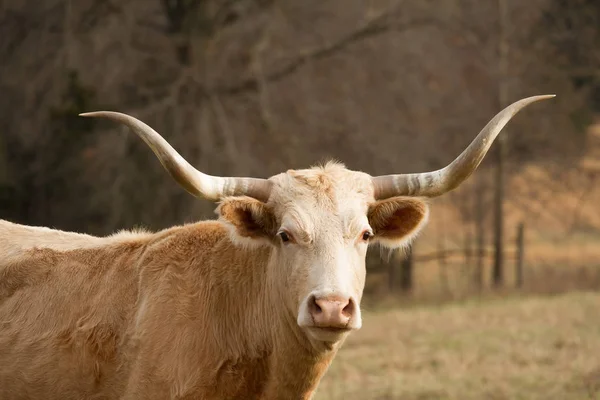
[
  {"xmin": 81, "ymin": 95, "xmax": 554, "ymax": 346},
  {"xmin": 216, "ymin": 164, "xmax": 429, "ymax": 345}
]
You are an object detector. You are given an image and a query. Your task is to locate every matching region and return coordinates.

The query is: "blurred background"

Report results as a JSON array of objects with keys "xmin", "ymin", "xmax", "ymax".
[{"xmin": 1, "ymin": 0, "xmax": 599, "ymax": 398}]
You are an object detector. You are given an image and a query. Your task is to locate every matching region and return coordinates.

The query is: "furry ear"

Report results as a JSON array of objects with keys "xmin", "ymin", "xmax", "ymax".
[
  {"xmin": 216, "ymin": 197, "xmax": 277, "ymax": 247},
  {"xmin": 368, "ymin": 197, "xmax": 429, "ymax": 249}
]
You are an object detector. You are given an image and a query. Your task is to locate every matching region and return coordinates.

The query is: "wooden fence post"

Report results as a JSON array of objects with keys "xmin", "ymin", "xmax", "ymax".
[
  {"xmin": 474, "ymin": 178, "xmax": 486, "ymax": 291},
  {"xmin": 388, "ymin": 252, "xmax": 396, "ymax": 292},
  {"xmin": 464, "ymin": 230, "xmax": 473, "ymax": 289},
  {"xmin": 515, "ymin": 222, "xmax": 525, "ymax": 288},
  {"xmin": 438, "ymin": 240, "xmax": 450, "ymax": 296},
  {"xmin": 400, "ymin": 247, "xmax": 413, "ymax": 292},
  {"xmin": 464, "ymin": 231, "xmax": 472, "ymax": 268}
]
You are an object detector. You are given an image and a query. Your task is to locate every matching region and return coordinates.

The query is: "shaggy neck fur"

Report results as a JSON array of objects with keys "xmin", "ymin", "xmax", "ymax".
[
  {"xmin": 114, "ymin": 220, "xmax": 340, "ymax": 399},
  {"xmin": 170, "ymin": 222, "xmax": 340, "ymax": 399}
]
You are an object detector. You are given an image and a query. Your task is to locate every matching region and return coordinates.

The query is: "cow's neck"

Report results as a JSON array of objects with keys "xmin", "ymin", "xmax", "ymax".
[
  {"xmin": 260, "ymin": 251, "xmax": 341, "ymax": 399},
  {"xmin": 260, "ymin": 308, "xmax": 341, "ymax": 400},
  {"xmin": 213, "ymin": 241, "xmax": 341, "ymax": 399}
]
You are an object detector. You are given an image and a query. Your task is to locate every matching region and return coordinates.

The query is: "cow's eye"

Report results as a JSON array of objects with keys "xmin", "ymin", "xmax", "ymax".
[
  {"xmin": 278, "ymin": 231, "xmax": 291, "ymax": 243},
  {"xmin": 361, "ymin": 230, "xmax": 373, "ymax": 241}
]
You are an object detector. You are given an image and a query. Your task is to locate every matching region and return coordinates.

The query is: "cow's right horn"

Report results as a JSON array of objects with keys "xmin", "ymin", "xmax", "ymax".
[
  {"xmin": 80, "ymin": 111, "xmax": 272, "ymax": 202},
  {"xmin": 372, "ymin": 94, "xmax": 555, "ymax": 199}
]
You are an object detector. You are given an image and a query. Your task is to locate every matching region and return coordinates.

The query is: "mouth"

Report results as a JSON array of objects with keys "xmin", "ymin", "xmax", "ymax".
[
  {"xmin": 313, "ymin": 326, "xmax": 351, "ymax": 333},
  {"xmin": 306, "ymin": 326, "xmax": 352, "ymax": 342}
]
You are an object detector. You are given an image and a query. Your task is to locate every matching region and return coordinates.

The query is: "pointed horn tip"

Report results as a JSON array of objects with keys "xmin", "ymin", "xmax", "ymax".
[
  {"xmin": 79, "ymin": 112, "xmax": 105, "ymax": 118},
  {"xmin": 79, "ymin": 111, "xmax": 103, "ymax": 118},
  {"xmin": 511, "ymin": 94, "xmax": 555, "ymax": 111},
  {"xmin": 534, "ymin": 94, "xmax": 556, "ymax": 100}
]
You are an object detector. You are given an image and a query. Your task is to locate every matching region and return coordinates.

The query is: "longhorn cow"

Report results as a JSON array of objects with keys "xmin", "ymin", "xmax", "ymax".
[{"xmin": 0, "ymin": 95, "xmax": 554, "ymax": 399}]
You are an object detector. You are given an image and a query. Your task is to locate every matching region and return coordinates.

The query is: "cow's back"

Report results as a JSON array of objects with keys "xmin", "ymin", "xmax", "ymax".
[{"xmin": 0, "ymin": 224, "xmax": 148, "ymax": 399}]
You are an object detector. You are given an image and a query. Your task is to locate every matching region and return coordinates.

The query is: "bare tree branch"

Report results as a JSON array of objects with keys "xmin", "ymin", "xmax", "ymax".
[
  {"xmin": 211, "ymin": 14, "xmax": 441, "ymax": 96},
  {"xmin": 252, "ymin": 14, "xmax": 275, "ymax": 133},
  {"xmin": 209, "ymin": 94, "xmax": 239, "ymax": 162}
]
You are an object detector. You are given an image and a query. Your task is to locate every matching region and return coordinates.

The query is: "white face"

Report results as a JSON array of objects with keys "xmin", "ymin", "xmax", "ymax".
[
  {"xmin": 218, "ymin": 162, "xmax": 429, "ymax": 345},
  {"xmin": 273, "ymin": 194, "xmax": 370, "ymax": 343}
]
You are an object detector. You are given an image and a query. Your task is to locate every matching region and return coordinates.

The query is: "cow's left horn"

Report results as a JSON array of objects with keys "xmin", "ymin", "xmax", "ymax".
[
  {"xmin": 372, "ymin": 95, "xmax": 555, "ymax": 199},
  {"xmin": 79, "ymin": 111, "xmax": 272, "ymax": 202}
]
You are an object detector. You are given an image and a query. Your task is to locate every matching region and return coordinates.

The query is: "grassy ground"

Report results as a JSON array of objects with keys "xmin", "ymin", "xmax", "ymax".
[{"xmin": 316, "ymin": 291, "xmax": 600, "ymax": 400}]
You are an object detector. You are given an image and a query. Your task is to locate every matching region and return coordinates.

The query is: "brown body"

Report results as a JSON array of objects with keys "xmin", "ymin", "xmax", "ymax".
[{"xmin": 0, "ymin": 219, "xmax": 335, "ymax": 399}]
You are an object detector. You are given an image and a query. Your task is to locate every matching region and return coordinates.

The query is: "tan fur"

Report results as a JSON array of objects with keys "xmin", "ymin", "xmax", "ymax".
[{"xmin": 0, "ymin": 162, "xmax": 429, "ymax": 399}]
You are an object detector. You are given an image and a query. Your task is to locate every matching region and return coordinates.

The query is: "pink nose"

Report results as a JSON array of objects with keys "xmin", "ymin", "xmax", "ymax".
[{"xmin": 308, "ymin": 295, "xmax": 355, "ymax": 328}]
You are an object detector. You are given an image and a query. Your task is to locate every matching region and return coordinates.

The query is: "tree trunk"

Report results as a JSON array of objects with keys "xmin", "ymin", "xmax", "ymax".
[
  {"xmin": 474, "ymin": 175, "xmax": 486, "ymax": 290},
  {"xmin": 437, "ymin": 208, "xmax": 450, "ymax": 296},
  {"xmin": 492, "ymin": 143, "xmax": 505, "ymax": 287},
  {"xmin": 464, "ymin": 229, "xmax": 473, "ymax": 290},
  {"xmin": 515, "ymin": 222, "xmax": 525, "ymax": 288},
  {"xmin": 492, "ymin": 0, "xmax": 510, "ymax": 288}
]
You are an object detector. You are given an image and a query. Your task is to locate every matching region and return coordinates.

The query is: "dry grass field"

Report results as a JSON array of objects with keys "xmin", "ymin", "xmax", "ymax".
[{"xmin": 316, "ymin": 291, "xmax": 600, "ymax": 400}]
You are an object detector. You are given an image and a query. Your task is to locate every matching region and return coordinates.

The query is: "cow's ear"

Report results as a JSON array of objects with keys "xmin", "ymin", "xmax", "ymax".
[
  {"xmin": 368, "ymin": 197, "xmax": 429, "ymax": 249},
  {"xmin": 217, "ymin": 197, "xmax": 277, "ymax": 247}
]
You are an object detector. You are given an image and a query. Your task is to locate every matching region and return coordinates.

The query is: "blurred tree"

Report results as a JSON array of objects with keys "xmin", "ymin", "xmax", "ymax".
[
  {"xmin": 162, "ymin": 0, "xmax": 206, "ymax": 64},
  {"xmin": 399, "ymin": 247, "xmax": 414, "ymax": 293},
  {"xmin": 4, "ymin": 70, "xmax": 99, "ymax": 230},
  {"xmin": 538, "ymin": 0, "xmax": 600, "ymax": 112},
  {"xmin": 492, "ymin": 0, "xmax": 510, "ymax": 287},
  {"xmin": 0, "ymin": 132, "xmax": 11, "ymax": 216},
  {"xmin": 161, "ymin": 0, "xmax": 274, "ymax": 65}
]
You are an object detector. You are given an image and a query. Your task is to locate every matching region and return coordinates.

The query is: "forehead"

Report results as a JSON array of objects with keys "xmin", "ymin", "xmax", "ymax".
[{"xmin": 268, "ymin": 161, "xmax": 374, "ymax": 214}]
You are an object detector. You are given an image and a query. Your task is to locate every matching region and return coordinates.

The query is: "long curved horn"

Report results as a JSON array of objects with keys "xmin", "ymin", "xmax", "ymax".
[
  {"xmin": 79, "ymin": 111, "xmax": 272, "ymax": 202},
  {"xmin": 372, "ymin": 95, "xmax": 555, "ymax": 199}
]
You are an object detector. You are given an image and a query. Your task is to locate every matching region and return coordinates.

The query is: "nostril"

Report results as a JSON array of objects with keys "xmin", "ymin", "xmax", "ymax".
[
  {"xmin": 342, "ymin": 298, "xmax": 354, "ymax": 318},
  {"xmin": 309, "ymin": 295, "xmax": 322, "ymax": 314}
]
